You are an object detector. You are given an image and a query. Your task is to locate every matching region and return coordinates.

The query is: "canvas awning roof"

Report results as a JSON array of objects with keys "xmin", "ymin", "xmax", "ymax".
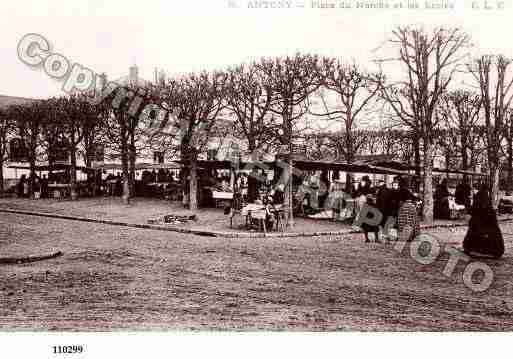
[
  {"xmin": 273, "ymin": 155, "xmax": 410, "ymax": 175},
  {"xmin": 92, "ymin": 162, "xmax": 182, "ymax": 170},
  {"xmin": 8, "ymin": 163, "xmax": 95, "ymax": 172},
  {"xmin": 176, "ymin": 157, "xmax": 410, "ymax": 175},
  {"xmin": 367, "ymin": 160, "xmax": 486, "ymax": 177}
]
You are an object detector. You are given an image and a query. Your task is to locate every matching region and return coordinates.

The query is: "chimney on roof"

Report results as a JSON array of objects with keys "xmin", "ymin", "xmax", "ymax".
[
  {"xmin": 158, "ymin": 70, "xmax": 166, "ymax": 86},
  {"xmin": 129, "ymin": 64, "xmax": 138, "ymax": 86},
  {"xmin": 97, "ymin": 72, "xmax": 107, "ymax": 91}
]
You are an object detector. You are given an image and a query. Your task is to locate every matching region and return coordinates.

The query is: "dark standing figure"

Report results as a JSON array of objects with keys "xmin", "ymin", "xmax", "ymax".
[
  {"xmin": 33, "ymin": 176, "xmax": 41, "ymax": 198},
  {"xmin": 357, "ymin": 176, "xmax": 379, "ymax": 243},
  {"xmin": 388, "ymin": 179, "xmax": 401, "ymax": 234},
  {"xmin": 434, "ymin": 178, "xmax": 450, "ymax": 219},
  {"xmin": 396, "ymin": 177, "xmax": 419, "ymax": 242},
  {"xmin": 463, "ymin": 184, "xmax": 504, "ymax": 259},
  {"xmin": 318, "ymin": 171, "xmax": 330, "ymax": 209},
  {"xmin": 355, "ymin": 176, "xmax": 372, "ymax": 219},
  {"xmin": 455, "ymin": 178, "xmax": 472, "ymax": 211},
  {"xmin": 115, "ymin": 173, "xmax": 122, "ymax": 196},
  {"xmin": 247, "ymin": 168, "xmax": 259, "ymax": 203},
  {"xmin": 360, "ymin": 195, "xmax": 381, "ymax": 243},
  {"xmin": 40, "ymin": 174, "xmax": 48, "ymax": 199},
  {"xmin": 376, "ymin": 179, "xmax": 393, "ymax": 241},
  {"xmin": 272, "ymin": 183, "xmax": 285, "ymax": 205},
  {"xmin": 17, "ymin": 174, "xmax": 27, "ymax": 198}
]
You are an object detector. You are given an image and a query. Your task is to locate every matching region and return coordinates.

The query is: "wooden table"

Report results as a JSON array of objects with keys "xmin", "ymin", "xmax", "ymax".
[
  {"xmin": 48, "ymin": 183, "xmax": 71, "ymax": 199},
  {"xmin": 240, "ymin": 204, "xmax": 284, "ymax": 232},
  {"xmin": 213, "ymin": 191, "xmax": 233, "ymax": 208}
]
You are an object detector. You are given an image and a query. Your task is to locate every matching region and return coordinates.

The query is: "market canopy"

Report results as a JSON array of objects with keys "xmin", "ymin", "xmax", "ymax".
[
  {"xmin": 287, "ymin": 159, "xmax": 409, "ymax": 175},
  {"xmin": 173, "ymin": 157, "xmax": 410, "ymax": 175},
  {"xmin": 366, "ymin": 160, "xmax": 487, "ymax": 177},
  {"xmin": 272, "ymin": 154, "xmax": 409, "ymax": 175},
  {"xmin": 91, "ymin": 162, "xmax": 182, "ymax": 170},
  {"xmin": 8, "ymin": 163, "xmax": 95, "ymax": 172}
]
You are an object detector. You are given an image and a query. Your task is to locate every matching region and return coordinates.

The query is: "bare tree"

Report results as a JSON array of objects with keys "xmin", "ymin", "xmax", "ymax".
[
  {"xmin": 257, "ymin": 53, "xmax": 321, "ymax": 223},
  {"xmin": 81, "ymin": 99, "xmax": 109, "ymax": 178},
  {"xmin": 468, "ymin": 55, "xmax": 513, "ymax": 206},
  {"xmin": 99, "ymin": 84, "xmax": 147, "ymax": 204},
  {"xmin": 50, "ymin": 95, "xmax": 93, "ymax": 200},
  {"xmin": 378, "ymin": 26, "xmax": 471, "ymax": 223},
  {"xmin": 160, "ymin": 71, "xmax": 228, "ymax": 212},
  {"xmin": 12, "ymin": 101, "xmax": 48, "ymax": 197},
  {"xmin": 225, "ymin": 62, "xmax": 277, "ymax": 201},
  {"xmin": 502, "ymin": 109, "xmax": 513, "ymax": 191},
  {"xmin": 379, "ymin": 87, "xmax": 423, "ymax": 178},
  {"xmin": 0, "ymin": 107, "xmax": 16, "ymax": 194},
  {"xmin": 313, "ymin": 60, "xmax": 382, "ymax": 189},
  {"xmin": 327, "ymin": 129, "xmax": 371, "ymax": 161},
  {"xmin": 433, "ymin": 127, "xmax": 459, "ymax": 178},
  {"xmin": 303, "ymin": 132, "xmax": 335, "ymax": 161},
  {"xmin": 438, "ymin": 90, "xmax": 483, "ymax": 174},
  {"xmin": 377, "ymin": 128, "xmax": 407, "ymax": 160}
]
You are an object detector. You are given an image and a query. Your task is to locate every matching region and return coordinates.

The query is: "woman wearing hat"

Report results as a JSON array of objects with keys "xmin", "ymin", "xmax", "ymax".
[
  {"xmin": 463, "ymin": 183, "xmax": 504, "ymax": 258},
  {"xmin": 395, "ymin": 177, "xmax": 419, "ymax": 242}
]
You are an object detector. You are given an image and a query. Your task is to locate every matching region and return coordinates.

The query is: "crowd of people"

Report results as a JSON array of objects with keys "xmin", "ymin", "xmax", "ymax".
[
  {"xmin": 337, "ymin": 175, "xmax": 420, "ymax": 243},
  {"xmin": 16, "ymin": 174, "xmax": 50, "ymax": 199},
  {"xmin": 11, "ymin": 165, "xmax": 506, "ymax": 259},
  {"xmin": 434, "ymin": 178, "xmax": 471, "ymax": 219},
  {"xmin": 326, "ymin": 175, "xmax": 504, "ymax": 258}
]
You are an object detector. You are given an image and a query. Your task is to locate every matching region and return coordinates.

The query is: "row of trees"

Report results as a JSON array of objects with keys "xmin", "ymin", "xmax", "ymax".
[
  {"xmin": 0, "ymin": 96, "xmax": 108, "ymax": 199},
  {"xmin": 2, "ymin": 25, "xmax": 513, "ymax": 223}
]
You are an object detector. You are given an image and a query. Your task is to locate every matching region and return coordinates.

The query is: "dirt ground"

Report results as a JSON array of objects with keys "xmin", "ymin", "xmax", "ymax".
[
  {"xmin": 1, "ymin": 212, "xmax": 513, "ymax": 331},
  {"xmin": 0, "ymin": 197, "xmax": 480, "ymax": 235}
]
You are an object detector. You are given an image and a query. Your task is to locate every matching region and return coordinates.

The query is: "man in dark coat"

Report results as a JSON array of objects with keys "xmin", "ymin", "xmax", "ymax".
[
  {"xmin": 376, "ymin": 179, "xmax": 393, "ymax": 240},
  {"xmin": 434, "ymin": 179, "xmax": 450, "ymax": 219},
  {"xmin": 463, "ymin": 184, "xmax": 504, "ymax": 259},
  {"xmin": 455, "ymin": 178, "xmax": 472, "ymax": 211}
]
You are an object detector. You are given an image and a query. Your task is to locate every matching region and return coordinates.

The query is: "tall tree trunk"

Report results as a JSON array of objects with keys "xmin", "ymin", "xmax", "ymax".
[
  {"xmin": 286, "ymin": 152, "xmax": 294, "ymax": 225},
  {"xmin": 345, "ymin": 132, "xmax": 354, "ymax": 193},
  {"xmin": 490, "ymin": 164, "xmax": 500, "ymax": 209},
  {"xmin": 189, "ymin": 154, "xmax": 198, "ymax": 212},
  {"xmin": 507, "ymin": 137, "xmax": 513, "ymax": 193},
  {"xmin": 445, "ymin": 150, "xmax": 451, "ymax": 180},
  {"xmin": 414, "ymin": 134, "xmax": 421, "ymax": 183},
  {"xmin": 84, "ymin": 144, "xmax": 96, "ymax": 197},
  {"xmin": 85, "ymin": 141, "xmax": 93, "ymax": 182},
  {"xmin": 246, "ymin": 142, "xmax": 257, "ymax": 202},
  {"xmin": 0, "ymin": 157, "xmax": 4, "ymax": 194},
  {"xmin": 180, "ymin": 142, "xmax": 190, "ymax": 207},
  {"xmin": 29, "ymin": 145, "xmax": 36, "ymax": 199},
  {"xmin": 121, "ymin": 152, "xmax": 130, "ymax": 205},
  {"xmin": 120, "ymin": 114, "xmax": 130, "ymax": 205},
  {"xmin": 283, "ymin": 111, "xmax": 294, "ymax": 226},
  {"xmin": 129, "ymin": 131, "xmax": 136, "ymax": 197},
  {"xmin": 422, "ymin": 139, "xmax": 435, "ymax": 223},
  {"xmin": 461, "ymin": 135, "xmax": 469, "ymax": 172},
  {"xmin": 70, "ymin": 146, "xmax": 78, "ymax": 200}
]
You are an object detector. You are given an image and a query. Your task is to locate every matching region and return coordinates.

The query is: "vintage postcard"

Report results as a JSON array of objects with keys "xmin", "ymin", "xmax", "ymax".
[{"xmin": 1, "ymin": 0, "xmax": 512, "ymax": 358}]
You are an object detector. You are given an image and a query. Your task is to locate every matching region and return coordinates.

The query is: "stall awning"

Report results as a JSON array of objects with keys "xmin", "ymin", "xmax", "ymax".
[
  {"xmin": 367, "ymin": 160, "xmax": 486, "ymax": 177},
  {"xmin": 274, "ymin": 155, "xmax": 409, "ymax": 175},
  {"xmin": 92, "ymin": 162, "xmax": 182, "ymax": 170},
  {"xmin": 8, "ymin": 163, "xmax": 95, "ymax": 172}
]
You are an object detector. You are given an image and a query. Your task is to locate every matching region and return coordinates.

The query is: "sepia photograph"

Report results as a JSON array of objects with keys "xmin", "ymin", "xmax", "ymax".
[{"xmin": 1, "ymin": 0, "xmax": 513, "ymax": 357}]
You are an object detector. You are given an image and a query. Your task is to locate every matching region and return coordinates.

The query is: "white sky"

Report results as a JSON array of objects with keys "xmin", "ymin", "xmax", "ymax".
[{"xmin": 2, "ymin": 0, "xmax": 513, "ymax": 99}]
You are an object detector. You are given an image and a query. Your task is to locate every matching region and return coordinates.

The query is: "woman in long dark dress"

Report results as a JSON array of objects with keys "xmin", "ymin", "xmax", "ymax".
[
  {"xmin": 396, "ymin": 177, "xmax": 419, "ymax": 242},
  {"xmin": 463, "ymin": 184, "xmax": 504, "ymax": 259}
]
